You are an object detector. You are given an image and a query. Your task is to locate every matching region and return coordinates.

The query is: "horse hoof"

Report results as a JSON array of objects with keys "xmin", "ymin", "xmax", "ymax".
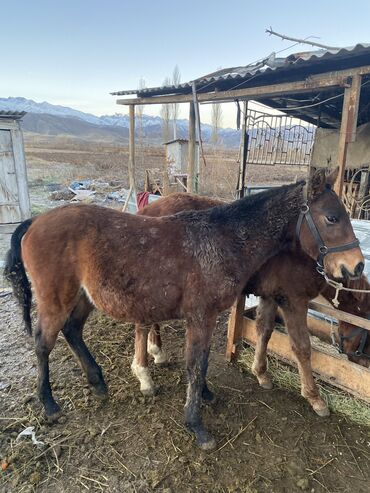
[
  {"xmin": 155, "ymin": 360, "xmax": 169, "ymax": 368},
  {"xmin": 45, "ymin": 404, "xmax": 61, "ymax": 423},
  {"xmin": 260, "ymin": 381, "xmax": 273, "ymax": 390},
  {"xmin": 314, "ymin": 406, "xmax": 330, "ymax": 417},
  {"xmin": 204, "ymin": 394, "xmax": 217, "ymax": 405},
  {"xmin": 202, "ymin": 388, "xmax": 217, "ymax": 404},
  {"xmin": 141, "ymin": 386, "xmax": 156, "ymax": 397},
  {"xmin": 154, "ymin": 353, "xmax": 168, "ymax": 366},
  {"xmin": 90, "ymin": 380, "xmax": 108, "ymax": 399},
  {"xmin": 92, "ymin": 388, "xmax": 109, "ymax": 401},
  {"xmin": 197, "ymin": 435, "xmax": 217, "ymax": 451}
]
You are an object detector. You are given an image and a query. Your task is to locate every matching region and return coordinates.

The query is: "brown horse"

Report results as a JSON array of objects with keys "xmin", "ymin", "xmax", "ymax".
[
  {"xmin": 323, "ymin": 278, "xmax": 370, "ymax": 367},
  {"xmin": 136, "ymin": 188, "xmax": 369, "ymax": 418},
  {"xmin": 5, "ymin": 169, "xmax": 363, "ymax": 449}
]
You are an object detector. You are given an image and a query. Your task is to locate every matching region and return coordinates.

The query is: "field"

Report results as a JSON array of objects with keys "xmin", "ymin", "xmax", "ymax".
[
  {"xmin": 23, "ymin": 135, "xmax": 308, "ymax": 206},
  {"xmin": 1, "ymin": 137, "xmax": 369, "ymax": 493}
]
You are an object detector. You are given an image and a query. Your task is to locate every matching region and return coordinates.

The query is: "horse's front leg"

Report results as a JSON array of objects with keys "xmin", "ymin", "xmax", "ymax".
[
  {"xmin": 62, "ymin": 296, "xmax": 108, "ymax": 399},
  {"xmin": 282, "ymin": 303, "xmax": 330, "ymax": 417},
  {"xmin": 251, "ymin": 297, "xmax": 277, "ymax": 389},
  {"xmin": 184, "ymin": 315, "xmax": 216, "ymax": 450},
  {"xmin": 132, "ymin": 324, "xmax": 155, "ymax": 396},
  {"xmin": 148, "ymin": 323, "xmax": 168, "ymax": 365},
  {"xmin": 148, "ymin": 324, "xmax": 215, "ymax": 403}
]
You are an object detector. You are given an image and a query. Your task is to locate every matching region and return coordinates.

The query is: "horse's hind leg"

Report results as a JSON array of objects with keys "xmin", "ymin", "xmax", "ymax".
[
  {"xmin": 251, "ymin": 297, "xmax": 277, "ymax": 390},
  {"xmin": 62, "ymin": 295, "xmax": 108, "ymax": 399},
  {"xmin": 282, "ymin": 304, "xmax": 329, "ymax": 417},
  {"xmin": 132, "ymin": 324, "xmax": 155, "ymax": 396},
  {"xmin": 148, "ymin": 324, "xmax": 168, "ymax": 365},
  {"xmin": 35, "ymin": 314, "xmax": 65, "ymax": 420}
]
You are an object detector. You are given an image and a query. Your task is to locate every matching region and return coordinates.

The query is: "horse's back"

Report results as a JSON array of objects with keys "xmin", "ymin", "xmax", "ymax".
[
  {"xmin": 21, "ymin": 204, "xmax": 192, "ymax": 322},
  {"xmin": 138, "ymin": 192, "xmax": 222, "ymax": 217}
]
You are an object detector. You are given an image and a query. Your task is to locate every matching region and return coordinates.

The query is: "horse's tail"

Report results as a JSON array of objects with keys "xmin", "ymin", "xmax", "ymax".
[{"xmin": 4, "ymin": 218, "xmax": 33, "ymax": 336}]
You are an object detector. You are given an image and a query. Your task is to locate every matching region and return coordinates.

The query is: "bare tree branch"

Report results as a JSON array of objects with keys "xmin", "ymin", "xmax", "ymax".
[
  {"xmin": 136, "ymin": 77, "xmax": 146, "ymax": 165},
  {"xmin": 265, "ymin": 27, "xmax": 340, "ymax": 50}
]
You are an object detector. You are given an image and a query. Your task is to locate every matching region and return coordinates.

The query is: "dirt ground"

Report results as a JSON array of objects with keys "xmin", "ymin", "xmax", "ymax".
[{"xmin": 1, "ymin": 295, "xmax": 369, "ymax": 493}]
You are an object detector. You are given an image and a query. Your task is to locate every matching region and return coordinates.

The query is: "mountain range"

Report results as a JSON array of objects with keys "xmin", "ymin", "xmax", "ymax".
[{"xmin": 0, "ymin": 97, "xmax": 241, "ymax": 147}]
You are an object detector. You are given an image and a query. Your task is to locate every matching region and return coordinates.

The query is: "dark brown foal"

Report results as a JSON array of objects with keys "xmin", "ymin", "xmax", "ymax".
[
  {"xmin": 137, "ymin": 189, "xmax": 369, "ymax": 417},
  {"xmin": 5, "ymin": 169, "xmax": 363, "ymax": 449}
]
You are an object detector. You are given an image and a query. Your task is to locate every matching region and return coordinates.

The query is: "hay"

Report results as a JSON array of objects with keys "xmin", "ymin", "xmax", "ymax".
[{"xmin": 239, "ymin": 346, "xmax": 370, "ymax": 427}]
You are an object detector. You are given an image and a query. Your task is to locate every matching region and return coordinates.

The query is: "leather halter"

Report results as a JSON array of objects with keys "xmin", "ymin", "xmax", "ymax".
[{"xmin": 295, "ymin": 203, "xmax": 360, "ymax": 275}]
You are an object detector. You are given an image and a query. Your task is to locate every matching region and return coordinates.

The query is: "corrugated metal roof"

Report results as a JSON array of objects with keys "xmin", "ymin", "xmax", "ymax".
[
  {"xmin": 0, "ymin": 111, "xmax": 26, "ymax": 119},
  {"xmin": 111, "ymin": 43, "xmax": 370, "ymax": 97}
]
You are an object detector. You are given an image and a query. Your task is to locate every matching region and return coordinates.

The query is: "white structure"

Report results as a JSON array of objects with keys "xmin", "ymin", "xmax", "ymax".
[
  {"xmin": 164, "ymin": 138, "xmax": 199, "ymax": 176},
  {"xmin": 0, "ymin": 112, "xmax": 30, "ymax": 228}
]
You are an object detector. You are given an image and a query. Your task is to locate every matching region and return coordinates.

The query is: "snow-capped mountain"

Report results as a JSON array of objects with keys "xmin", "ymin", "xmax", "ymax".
[{"xmin": 0, "ymin": 97, "xmax": 241, "ymax": 147}]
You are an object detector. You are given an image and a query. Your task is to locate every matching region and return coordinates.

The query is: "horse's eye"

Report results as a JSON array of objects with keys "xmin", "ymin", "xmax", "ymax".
[{"xmin": 326, "ymin": 215, "xmax": 338, "ymax": 224}]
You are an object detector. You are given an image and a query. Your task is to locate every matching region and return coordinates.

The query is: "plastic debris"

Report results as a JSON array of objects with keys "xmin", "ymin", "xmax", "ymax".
[{"xmin": 16, "ymin": 427, "xmax": 44, "ymax": 447}]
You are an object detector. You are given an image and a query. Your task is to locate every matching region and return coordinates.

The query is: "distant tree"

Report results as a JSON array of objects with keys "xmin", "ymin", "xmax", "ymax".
[
  {"xmin": 211, "ymin": 102, "xmax": 223, "ymax": 146},
  {"xmin": 171, "ymin": 65, "xmax": 181, "ymax": 140},
  {"xmin": 161, "ymin": 76, "xmax": 172, "ymax": 142},
  {"xmin": 136, "ymin": 77, "xmax": 146, "ymax": 164}
]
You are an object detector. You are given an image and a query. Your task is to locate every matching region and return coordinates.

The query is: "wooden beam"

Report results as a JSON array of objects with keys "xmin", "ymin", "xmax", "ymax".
[
  {"xmin": 0, "ymin": 223, "xmax": 19, "ymax": 234},
  {"xmin": 116, "ymin": 66, "xmax": 370, "ymax": 106},
  {"xmin": 308, "ymin": 300, "xmax": 370, "ymax": 332},
  {"xmin": 306, "ymin": 315, "xmax": 332, "ymax": 343},
  {"xmin": 226, "ymin": 296, "xmax": 246, "ymax": 362},
  {"xmin": 242, "ymin": 314, "xmax": 370, "ymax": 401},
  {"xmin": 334, "ymin": 74, "xmax": 362, "ymax": 197},
  {"xmin": 187, "ymin": 102, "xmax": 196, "ymax": 194}
]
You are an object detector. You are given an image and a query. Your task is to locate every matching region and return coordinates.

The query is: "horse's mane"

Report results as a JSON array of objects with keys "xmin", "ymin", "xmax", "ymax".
[
  {"xmin": 164, "ymin": 181, "xmax": 305, "ymax": 227},
  {"xmin": 210, "ymin": 180, "xmax": 305, "ymax": 221}
]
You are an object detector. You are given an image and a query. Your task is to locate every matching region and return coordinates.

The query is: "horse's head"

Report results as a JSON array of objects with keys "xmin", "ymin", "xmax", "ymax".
[{"xmin": 298, "ymin": 167, "xmax": 364, "ymax": 280}]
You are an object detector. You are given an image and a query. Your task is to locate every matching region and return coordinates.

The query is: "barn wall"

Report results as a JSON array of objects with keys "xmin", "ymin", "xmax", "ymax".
[{"xmin": 311, "ymin": 122, "xmax": 370, "ymax": 169}]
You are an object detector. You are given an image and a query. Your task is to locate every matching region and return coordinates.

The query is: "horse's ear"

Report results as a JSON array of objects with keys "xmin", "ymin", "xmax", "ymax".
[
  {"xmin": 325, "ymin": 167, "xmax": 339, "ymax": 189},
  {"xmin": 308, "ymin": 167, "xmax": 339, "ymax": 198},
  {"xmin": 308, "ymin": 168, "xmax": 327, "ymax": 199}
]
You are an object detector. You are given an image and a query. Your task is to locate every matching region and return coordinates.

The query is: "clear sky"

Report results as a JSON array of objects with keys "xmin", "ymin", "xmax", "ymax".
[{"xmin": 2, "ymin": 0, "xmax": 370, "ymax": 127}]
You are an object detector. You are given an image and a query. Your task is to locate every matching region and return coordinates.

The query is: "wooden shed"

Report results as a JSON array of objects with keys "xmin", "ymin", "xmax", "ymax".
[
  {"xmin": 164, "ymin": 138, "xmax": 199, "ymax": 175},
  {"xmin": 0, "ymin": 112, "xmax": 30, "ymax": 260}
]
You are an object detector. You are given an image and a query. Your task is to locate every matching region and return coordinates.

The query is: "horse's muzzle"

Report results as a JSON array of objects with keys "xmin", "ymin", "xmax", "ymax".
[{"xmin": 341, "ymin": 261, "xmax": 364, "ymax": 280}]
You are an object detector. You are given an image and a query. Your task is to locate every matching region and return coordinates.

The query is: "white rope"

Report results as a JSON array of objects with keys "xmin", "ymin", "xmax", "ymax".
[{"xmin": 321, "ymin": 272, "xmax": 370, "ymax": 308}]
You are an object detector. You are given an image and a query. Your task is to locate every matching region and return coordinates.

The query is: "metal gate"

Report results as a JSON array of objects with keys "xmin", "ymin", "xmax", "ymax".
[{"xmin": 245, "ymin": 109, "xmax": 316, "ymax": 167}]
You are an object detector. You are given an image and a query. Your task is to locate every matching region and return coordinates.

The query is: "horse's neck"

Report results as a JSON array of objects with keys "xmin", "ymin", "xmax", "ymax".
[
  {"xmin": 216, "ymin": 186, "xmax": 303, "ymax": 289},
  {"xmin": 234, "ymin": 187, "xmax": 302, "ymax": 259}
]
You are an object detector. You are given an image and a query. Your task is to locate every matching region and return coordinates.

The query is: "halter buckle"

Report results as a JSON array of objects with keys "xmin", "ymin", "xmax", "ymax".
[
  {"xmin": 319, "ymin": 245, "xmax": 328, "ymax": 254},
  {"xmin": 300, "ymin": 203, "xmax": 309, "ymax": 214}
]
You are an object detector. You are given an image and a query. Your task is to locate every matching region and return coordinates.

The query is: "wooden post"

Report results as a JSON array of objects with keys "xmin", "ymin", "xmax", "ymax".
[
  {"xmin": 237, "ymin": 101, "xmax": 249, "ymax": 198},
  {"xmin": 123, "ymin": 104, "xmax": 137, "ymax": 212},
  {"xmin": 226, "ymin": 295, "xmax": 246, "ymax": 362},
  {"xmin": 334, "ymin": 74, "xmax": 362, "ymax": 197},
  {"xmin": 187, "ymin": 102, "xmax": 196, "ymax": 193}
]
